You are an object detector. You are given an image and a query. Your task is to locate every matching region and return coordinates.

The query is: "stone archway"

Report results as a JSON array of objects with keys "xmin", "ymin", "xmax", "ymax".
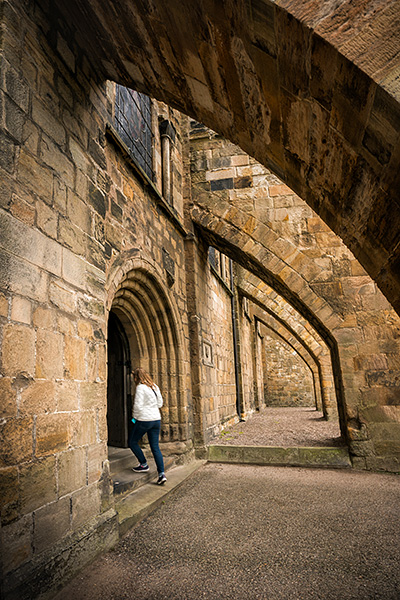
[
  {"xmin": 54, "ymin": 0, "xmax": 400, "ymax": 314},
  {"xmin": 107, "ymin": 260, "xmax": 189, "ymax": 443}
]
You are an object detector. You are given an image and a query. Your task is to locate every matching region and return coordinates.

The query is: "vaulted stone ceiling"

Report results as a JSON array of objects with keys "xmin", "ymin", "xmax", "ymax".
[{"xmin": 53, "ymin": 0, "xmax": 400, "ymax": 314}]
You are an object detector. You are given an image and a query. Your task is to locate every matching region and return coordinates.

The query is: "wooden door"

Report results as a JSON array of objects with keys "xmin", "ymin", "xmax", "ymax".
[{"xmin": 107, "ymin": 311, "xmax": 131, "ymax": 447}]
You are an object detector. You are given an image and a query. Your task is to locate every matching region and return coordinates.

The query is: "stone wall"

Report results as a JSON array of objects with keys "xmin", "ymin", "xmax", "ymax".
[
  {"xmin": 190, "ymin": 126, "xmax": 400, "ymax": 471},
  {"xmin": 261, "ymin": 327, "xmax": 316, "ymax": 408},
  {"xmin": 0, "ymin": 2, "xmax": 194, "ymax": 597}
]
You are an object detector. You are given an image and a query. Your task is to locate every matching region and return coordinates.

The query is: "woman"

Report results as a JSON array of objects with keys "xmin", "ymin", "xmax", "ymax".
[{"xmin": 129, "ymin": 367, "xmax": 167, "ymax": 485}]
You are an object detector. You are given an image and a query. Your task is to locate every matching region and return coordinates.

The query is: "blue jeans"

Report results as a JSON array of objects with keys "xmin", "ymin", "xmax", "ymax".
[{"xmin": 128, "ymin": 420, "xmax": 165, "ymax": 474}]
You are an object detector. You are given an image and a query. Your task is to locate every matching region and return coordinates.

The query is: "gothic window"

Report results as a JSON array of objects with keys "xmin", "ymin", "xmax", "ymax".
[{"xmin": 114, "ymin": 85, "xmax": 153, "ymax": 180}]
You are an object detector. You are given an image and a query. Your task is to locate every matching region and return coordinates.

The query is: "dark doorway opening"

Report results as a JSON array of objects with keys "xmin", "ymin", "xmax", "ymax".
[{"xmin": 107, "ymin": 310, "xmax": 132, "ymax": 447}]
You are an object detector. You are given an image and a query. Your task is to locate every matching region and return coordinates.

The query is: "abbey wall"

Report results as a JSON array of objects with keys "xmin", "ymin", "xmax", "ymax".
[{"xmin": 0, "ymin": 1, "xmax": 399, "ymax": 599}]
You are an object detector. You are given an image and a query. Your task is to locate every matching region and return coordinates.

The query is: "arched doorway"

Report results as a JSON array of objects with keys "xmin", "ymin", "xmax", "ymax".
[
  {"xmin": 106, "ymin": 262, "xmax": 189, "ymax": 446},
  {"xmin": 107, "ymin": 310, "xmax": 132, "ymax": 448}
]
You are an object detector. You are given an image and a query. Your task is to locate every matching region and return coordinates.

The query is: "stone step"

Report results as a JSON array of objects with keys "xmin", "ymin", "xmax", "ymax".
[
  {"xmin": 112, "ymin": 455, "xmax": 176, "ymax": 499},
  {"xmin": 208, "ymin": 445, "xmax": 352, "ymax": 469},
  {"xmin": 115, "ymin": 460, "xmax": 206, "ymax": 536},
  {"xmin": 108, "ymin": 446, "xmax": 136, "ymax": 474}
]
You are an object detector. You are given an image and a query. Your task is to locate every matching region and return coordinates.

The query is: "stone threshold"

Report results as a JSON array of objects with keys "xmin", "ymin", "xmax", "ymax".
[{"xmin": 208, "ymin": 445, "xmax": 352, "ymax": 468}]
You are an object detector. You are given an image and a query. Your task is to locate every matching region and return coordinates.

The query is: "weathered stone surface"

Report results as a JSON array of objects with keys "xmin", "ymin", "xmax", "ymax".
[
  {"xmin": 32, "ymin": 305, "xmax": 55, "ymax": 330},
  {"xmin": 10, "ymin": 296, "xmax": 32, "ymax": 324},
  {"xmin": 0, "ymin": 466, "xmax": 20, "ymax": 524},
  {"xmin": 1, "ymin": 514, "xmax": 32, "ymax": 574},
  {"xmin": 87, "ymin": 442, "xmax": 106, "ymax": 485},
  {"xmin": 70, "ymin": 410, "xmax": 97, "ymax": 446},
  {"xmin": 0, "ymin": 417, "xmax": 33, "ymax": 467},
  {"xmin": 208, "ymin": 444, "xmax": 352, "ymax": 468},
  {"xmin": 71, "ymin": 484, "xmax": 101, "ymax": 529},
  {"xmin": 80, "ymin": 383, "xmax": 106, "ymax": 410},
  {"xmin": 0, "ymin": 377, "xmax": 17, "ymax": 418},
  {"xmin": 1, "ymin": 323, "xmax": 35, "ymax": 377},
  {"xmin": 17, "ymin": 149, "xmax": 53, "ymax": 203},
  {"xmin": 49, "ymin": 280, "xmax": 77, "ymax": 313},
  {"xmin": 33, "ymin": 497, "xmax": 71, "ymax": 555},
  {"xmin": 20, "ymin": 456, "xmax": 57, "ymax": 514},
  {"xmin": 56, "ymin": 380, "xmax": 79, "ymax": 411},
  {"xmin": 0, "ymin": 291, "xmax": 9, "ymax": 317},
  {"xmin": 64, "ymin": 335, "xmax": 86, "ymax": 380},
  {"xmin": 36, "ymin": 329, "xmax": 63, "ymax": 379},
  {"xmin": 58, "ymin": 448, "xmax": 86, "ymax": 497},
  {"xmin": 36, "ymin": 198, "xmax": 58, "ymax": 238},
  {"xmin": 36, "ymin": 413, "xmax": 70, "ymax": 456},
  {"xmin": 20, "ymin": 380, "xmax": 56, "ymax": 415}
]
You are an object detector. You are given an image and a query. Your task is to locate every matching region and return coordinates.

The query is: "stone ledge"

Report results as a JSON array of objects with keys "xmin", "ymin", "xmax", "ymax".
[{"xmin": 208, "ymin": 445, "xmax": 352, "ymax": 469}]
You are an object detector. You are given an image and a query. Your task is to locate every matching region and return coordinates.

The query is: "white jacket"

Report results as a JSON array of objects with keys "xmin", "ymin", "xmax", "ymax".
[{"xmin": 133, "ymin": 383, "xmax": 163, "ymax": 421}]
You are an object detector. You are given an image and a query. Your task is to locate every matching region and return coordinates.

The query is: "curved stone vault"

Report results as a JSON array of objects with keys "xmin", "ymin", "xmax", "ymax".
[{"xmin": 54, "ymin": 0, "xmax": 400, "ymax": 314}]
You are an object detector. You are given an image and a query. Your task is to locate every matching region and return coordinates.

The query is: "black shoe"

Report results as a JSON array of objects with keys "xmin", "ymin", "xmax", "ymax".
[
  {"xmin": 132, "ymin": 464, "xmax": 149, "ymax": 472},
  {"xmin": 157, "ymin": 474, "xmax": 167, "ymax": 485}
]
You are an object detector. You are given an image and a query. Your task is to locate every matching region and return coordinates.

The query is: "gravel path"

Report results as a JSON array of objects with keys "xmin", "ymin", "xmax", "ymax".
[
  {"xmin": 216, "ymin": 407, "xmax": 344, "ymax": 447},
  {"xmin": 55, "ymin": 463, "xmax": 400, "ymax": 600}
]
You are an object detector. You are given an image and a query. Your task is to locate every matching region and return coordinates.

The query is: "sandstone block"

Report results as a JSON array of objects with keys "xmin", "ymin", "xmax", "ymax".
[
  {"xmin": 57, "ymin": 313, "xmax": 76, "ymax": 336},
  {"xmin": 0, "ymin": 377, "xmax": 17, "ymax": 417},
  {"xmin": 41, "ymin": 134, "xmax": 74, "ymax": 189},
  {"xmin": 87, "ymin": 442, "xmax": 106, "ymax": 484},
  {"xmin": 36, "ymin": 329, "xmax": 63, "ymax": 379},
  {"xmin": 64, "ymin": 335, "xmax": 86, "ymax": 380},
  {"xmin": 66, "ymin": 189, "xmax": 91, "ymax": 232},
  {"xmin": 77, "ymin": 320, "xmax": 93, "ymax": 339},
  {"xmin": 4, "ymin": 61, "xmax": 29, "ymax": 111},
  {"xmin": 56, "ymin": 380, "xmax": 79, "ymax": 411},
  {"xmin": 269, "ymin": 184, "xmax": 293, "ymax": 196},
  {"xmin": 70, "ymin": 410, "xmax": 97, "ymax": 447},
  {"xmin": 206, "ymin": 168, "xmax": 235, "ymax": 181},
  {"xmin": 36, "ymin": 199, "xmax": 58, "ymax": 238},
  {"xmin": 58, "ymin": 217, "xmax": 86, "ymax": 255},
  {"xmin": 57, "ymin": 33, "xmax": 75, "ymax": 72},
  {"xmin": 62, "ymin": 246, "xmax": 86, "ymax": 289},
  {"xmin": 20, "ymin": 380, "xmax": 56, "ymax": 415},
  {"xmin": 1, "ymin": 514, "xmax": 32, "ymax": 574},
  {"xmin": 87, "ymin": 342, "xmax": 97, "ymax": 381},
  {"xmin": 77, "ymin": 294, "xmax": 105, "ymax": 320},
  {"xmin": 33, "ymin": 497, "xmax": 71, "ymax": 555},
  {"xmin": 0, "ymin": 207, "xmax": 62, "ymax": 275},
  {"xmin": 71, "ymin": 484, "xmax": 101, "ymax": 529},
  {"xmin": 97, "ymin": 343, "xmax": 107, "ymax": 381},
  {"xmin": 1, "ymin": 323, "xmax": 35, "ymax": 377},
  {"xmin": 53, "ymin": 175, "xmax": 67, "ymax": 213},
  {"xmin": 32, "ymin": 305, "xmax": 55, "ymax": 330},
  {"xmin": 79, "ymin": 381, "xmax": 106, "ymax": 410},
  {"xmin": 32, "ymin": 97, "xmax": 65, "ymax": 146},
  {"xmin": 0, "ymin": 249, "xmax": 49, "ymax": 303},
  {"xmin": 0, "ymin": 292, "xmax": 9, "ymax": 317},
  {"xmin": 22, "ymin": 119, "xmax": 40, "ymax": 155},
  {"xmin": 97, "ymin": 407, "xmax": 108, "ymax": 442},
  {"xmin": 58, "ymin": 448, "xmax": 86, "ymax": 497},
  {"xmin": 49, "ymin": 280, "xmax": 77, "ymax": 313},
  {"xmin": 20, "ymin": 456, "xmax": 57, "ymax": 514},
  {"xmin": 17, "ymin": 148, "xmax": 53, "ymax": 204},
  {"xmin": 36, "ymin": 413, "xmax": 70, "ymax": 456},
  {"xmin": 0, "ymin": 466, "xmax": 19, "ymax": 524},
  {"xmin": 5, "ymin": 95, "xmax": 25, "ymax": 144},
  {"xmin": 10, "ymin": 195, "xmax": 36, "ymax": 225}
]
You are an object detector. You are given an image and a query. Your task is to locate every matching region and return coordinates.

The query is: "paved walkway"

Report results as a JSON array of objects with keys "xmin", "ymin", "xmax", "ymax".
[
  {"xmin": 55, "ymin": 462, "xmax": 400, "ymax": 600},
  {"xmin": 217, "ymin": 406, "xmax": 344, "ymax": 447}
]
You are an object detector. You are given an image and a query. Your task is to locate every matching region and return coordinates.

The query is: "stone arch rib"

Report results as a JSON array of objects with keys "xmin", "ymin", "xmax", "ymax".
[{"xmin": 109, "ymin": 266, "xmax": 186, "ymax": 442}]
